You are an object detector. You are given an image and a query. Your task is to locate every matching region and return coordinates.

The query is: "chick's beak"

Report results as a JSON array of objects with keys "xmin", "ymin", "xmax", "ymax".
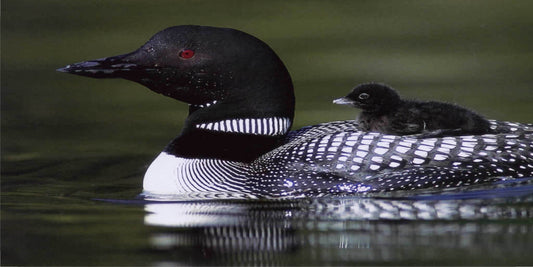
[{"xmin": 333, "ymin": 97, "xmax": 355, "ymax": 106}]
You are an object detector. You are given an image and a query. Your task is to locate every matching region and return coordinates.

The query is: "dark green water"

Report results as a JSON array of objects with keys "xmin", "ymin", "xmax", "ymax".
[{"xmin": 2, "ymin": 1, "xmax": 533, "ymax": 265}]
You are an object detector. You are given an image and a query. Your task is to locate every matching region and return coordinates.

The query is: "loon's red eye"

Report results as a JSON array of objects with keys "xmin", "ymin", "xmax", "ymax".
[{"xmin": 179, "ymin": 49, "xmax": 195, "ymax": 59}]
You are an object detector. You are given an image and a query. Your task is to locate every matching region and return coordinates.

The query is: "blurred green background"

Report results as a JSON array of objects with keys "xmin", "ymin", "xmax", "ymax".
[
  {"xmin": 2, "ymin": 0, "xmax": 532, "ymax": 161},
  {"xmin": 2, "ymin": 0, "xmax": 533, "ymax": 265}
]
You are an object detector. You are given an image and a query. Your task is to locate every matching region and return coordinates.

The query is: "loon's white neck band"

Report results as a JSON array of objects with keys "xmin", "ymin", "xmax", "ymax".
[
  {"xmin": 195, "ymin": 117, "xmax": 291, "ymax": 136},
  {"xmin": 192, "ymin": 100, "xmax": 218, "ymax": 108}
]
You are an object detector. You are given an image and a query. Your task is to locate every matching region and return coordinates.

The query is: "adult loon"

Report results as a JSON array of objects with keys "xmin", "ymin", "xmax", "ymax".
[
  {"xmin": 58, "ymin": 25, "xmax": 533, "ymax": 197},
  {"xmin": 333, "ymin": 82, "xmax": 492, "ymax": 137}
]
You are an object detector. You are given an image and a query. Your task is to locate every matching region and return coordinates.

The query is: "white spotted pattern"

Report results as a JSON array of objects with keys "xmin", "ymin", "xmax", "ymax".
[{"xmin": 144, "ymin": 119, "xmax": 533, "ymax": 197}]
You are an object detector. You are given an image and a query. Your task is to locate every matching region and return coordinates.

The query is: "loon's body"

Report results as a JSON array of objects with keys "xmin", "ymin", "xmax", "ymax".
[
  {"xmin": 58, "ymin": 25, "xmax": 533, "ymax": 197},
  {"xmin": 334, "ymin": 83, "xmax": 492, "ymax": 137}
]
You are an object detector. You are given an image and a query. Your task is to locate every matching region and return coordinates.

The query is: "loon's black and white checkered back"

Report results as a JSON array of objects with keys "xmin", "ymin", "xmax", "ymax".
[{"xmin": 250, "ymin": 120, "xmax": 533, "ymax": 197}]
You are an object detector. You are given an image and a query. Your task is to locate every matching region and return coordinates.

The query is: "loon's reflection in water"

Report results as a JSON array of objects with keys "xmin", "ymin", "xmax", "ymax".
[{"xmin": 142, "ymin": 179, "xmax": 533, "ymax": 265}]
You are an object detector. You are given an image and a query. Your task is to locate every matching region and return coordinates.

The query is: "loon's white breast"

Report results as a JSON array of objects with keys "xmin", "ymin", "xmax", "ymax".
[{"xmin": 144, "ymin": 152, "xmax": 250, "ymax": 195}]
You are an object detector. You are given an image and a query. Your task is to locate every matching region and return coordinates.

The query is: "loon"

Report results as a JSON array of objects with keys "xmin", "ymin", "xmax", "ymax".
[
  {"xmin": 333, "ymin": 82, "xmax": 492, "ymax": 137},
  {"xmin": 57, "ymin": 25, "xmax": 533, "ymax": 198}
]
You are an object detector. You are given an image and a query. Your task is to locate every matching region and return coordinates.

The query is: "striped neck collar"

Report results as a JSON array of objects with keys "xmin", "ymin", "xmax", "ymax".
[
  {"xmin": 191, "ymin": 100, "xmax": 218, "ymax": 109},
  {"xmin": 195, "ymin": 117, "xmax": 291, "ymax": 136}
]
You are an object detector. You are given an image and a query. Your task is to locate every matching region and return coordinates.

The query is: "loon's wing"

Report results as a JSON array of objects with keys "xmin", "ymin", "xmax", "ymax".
[{"xmin": 251, "ymin": 120, "xmax": 533, "ymax": 196}]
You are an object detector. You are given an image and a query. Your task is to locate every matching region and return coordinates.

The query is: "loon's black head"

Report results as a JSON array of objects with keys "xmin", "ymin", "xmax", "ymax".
[
  {"xmin": 58, "ymin": 25, "xmax": 296, "ymax": 162},
  {"xmin": 58, "ymin": 25, "xmax": 295, "ymax": 125},
  {"xmin": 333, "ymin": 82, "xmax": 401, "ymax": 114}
]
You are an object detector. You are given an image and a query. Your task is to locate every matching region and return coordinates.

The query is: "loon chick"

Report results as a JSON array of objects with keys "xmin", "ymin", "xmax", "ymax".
[
  {"xmin": 58, "ymin": 25, "xmax": 533, "ymax": 197},
  {"xmin": 334, "ymin": 83, "xmax": 492, "ymax": 137}
]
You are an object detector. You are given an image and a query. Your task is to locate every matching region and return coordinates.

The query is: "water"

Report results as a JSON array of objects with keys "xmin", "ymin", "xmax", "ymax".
[{"xmin": 2, "ymin": 1, "xmax": 533, "ymax": 265}]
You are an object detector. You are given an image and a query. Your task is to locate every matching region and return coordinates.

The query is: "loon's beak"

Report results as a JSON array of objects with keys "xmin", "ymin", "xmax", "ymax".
[
  {"xmin": 333, "ymin": 97, "xmax": 355, "ymax": 106},
  {"xmin": 57, "ymin": 51, "xmax": 142, "ymax": 79}
]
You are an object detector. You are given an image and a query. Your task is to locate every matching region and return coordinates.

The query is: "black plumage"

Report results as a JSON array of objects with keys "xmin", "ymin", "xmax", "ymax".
[{"xmin": 334, "ymin": 83, "xmax": 492, "ymax": 137}]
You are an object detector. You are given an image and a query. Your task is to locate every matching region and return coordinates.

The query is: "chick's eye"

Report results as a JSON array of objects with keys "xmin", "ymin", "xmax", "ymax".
[
  {"xmin": 359, "ymin": 93, "xmax": 370, "ymax": 100},
  {"xmin": 179, "ymin": 49, "xmax": 195, "ymax": 59}
]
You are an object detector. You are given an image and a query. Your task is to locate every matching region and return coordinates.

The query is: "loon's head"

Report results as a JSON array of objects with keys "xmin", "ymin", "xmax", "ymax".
[
  {"xmin": 333, "ymin": 82, "xmax": 401, "ymax": 114},
  {"xmin": 58, "ymin": 25, "xmax": 295, "ymax": 128}
]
